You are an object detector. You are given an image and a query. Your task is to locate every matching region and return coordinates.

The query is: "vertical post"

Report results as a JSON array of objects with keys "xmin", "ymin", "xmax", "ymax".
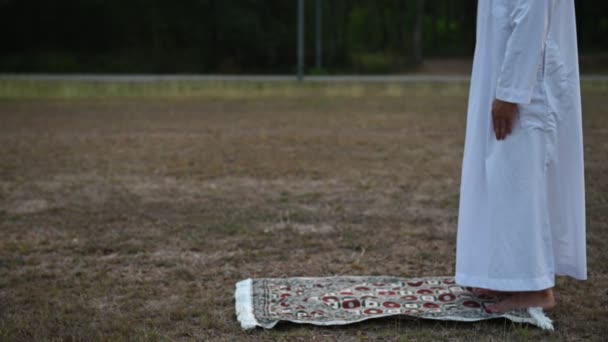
[
  {"xmin": 412, "ymin": 0, "xmax": 425, "ymax": 65},
  {"xmin": 315, "ymin": 0, "xmax": 322, "ymax": 70},
  {"xmin": 297, "ymin": 0, "xmax": 305, "ymax": 81}
]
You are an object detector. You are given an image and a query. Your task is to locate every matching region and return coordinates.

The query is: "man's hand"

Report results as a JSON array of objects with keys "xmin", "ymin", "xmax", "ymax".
[{"xmin": 491, "ymin": 98, "xmax": 518, "ymax": 140}]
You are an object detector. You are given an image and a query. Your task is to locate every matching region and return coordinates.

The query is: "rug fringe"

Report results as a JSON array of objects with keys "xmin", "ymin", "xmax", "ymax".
[
  {"xmin": 235, "ymin": 278, "xmax": 258, "ymax": 330},
  {"xmin": 527, "ymin": 307, "xmax": 554, "ymax": 331}
]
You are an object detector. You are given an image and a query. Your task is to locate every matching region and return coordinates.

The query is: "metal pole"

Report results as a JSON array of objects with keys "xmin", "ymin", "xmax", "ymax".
[
  {"xmin": 413, "ymin": 0, "xmax": 425, "ymax": 65},
  {"xmin": 315, "ymin": 0, "xmax": 322, "ymax": 70},
  {"xmin": 297, "ymin": 0, "xmax": 305, "ymax": 81}
]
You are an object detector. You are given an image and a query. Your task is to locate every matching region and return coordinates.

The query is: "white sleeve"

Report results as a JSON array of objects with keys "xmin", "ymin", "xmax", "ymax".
[{"xmin": 495, "ymin": 0, "xmax": 551, "ymax": 104}]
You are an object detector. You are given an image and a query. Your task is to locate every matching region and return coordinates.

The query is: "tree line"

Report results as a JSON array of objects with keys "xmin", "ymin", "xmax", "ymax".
[{"xmin": 0, "ymin": 0, "xmax": 606, "ymax": 73}]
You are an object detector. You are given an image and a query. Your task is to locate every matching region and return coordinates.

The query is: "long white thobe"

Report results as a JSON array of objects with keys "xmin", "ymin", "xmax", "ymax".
[{"xmin": 455, "ymin": 0, "xmax": 587, "ymax": 291}]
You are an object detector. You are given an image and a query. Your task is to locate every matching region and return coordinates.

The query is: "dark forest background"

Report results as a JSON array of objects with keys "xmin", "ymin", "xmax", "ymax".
[{"xmin": 1, "ymin": 0, "xmax": 607, "ymax": 74}]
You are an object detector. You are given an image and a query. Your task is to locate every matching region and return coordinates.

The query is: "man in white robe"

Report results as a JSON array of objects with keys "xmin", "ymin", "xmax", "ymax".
[{"xmin": 455, "ymin": 0, "xmax": 587, "ymax": 313}]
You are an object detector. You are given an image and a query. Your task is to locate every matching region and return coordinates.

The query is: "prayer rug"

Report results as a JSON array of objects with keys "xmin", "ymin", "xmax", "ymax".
[{"xmin": 235, "ymin": 276, "xmax": 554, "ymax": 331}]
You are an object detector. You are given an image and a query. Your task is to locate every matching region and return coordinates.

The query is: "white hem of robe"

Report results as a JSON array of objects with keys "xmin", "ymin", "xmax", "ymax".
[{"xmin": 455, "ymin": 272, "xmax": 554, "ymax": 292}]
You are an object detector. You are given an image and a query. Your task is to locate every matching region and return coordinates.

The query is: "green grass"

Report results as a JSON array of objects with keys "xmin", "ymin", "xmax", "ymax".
[{"xmin": 0, "ymin": 79, "xmax": 476, "ymax": 100}]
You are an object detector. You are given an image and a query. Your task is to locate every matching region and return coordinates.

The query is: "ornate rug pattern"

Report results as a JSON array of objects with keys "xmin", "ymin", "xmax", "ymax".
[{"xmin": 235, "ymin": 276, "xmax": 554, "ymax": 330}]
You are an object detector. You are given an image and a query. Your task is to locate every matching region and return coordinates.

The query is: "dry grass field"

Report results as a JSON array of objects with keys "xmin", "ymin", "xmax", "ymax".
[{"xmin": 0, "ymin": 80, "xmax": 607, "ymax": 341}]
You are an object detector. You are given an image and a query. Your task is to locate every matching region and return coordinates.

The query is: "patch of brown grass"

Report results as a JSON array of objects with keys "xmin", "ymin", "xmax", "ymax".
[{"xmin": 0, "ymin": 83, "xmax": 607, "ymax": 341}]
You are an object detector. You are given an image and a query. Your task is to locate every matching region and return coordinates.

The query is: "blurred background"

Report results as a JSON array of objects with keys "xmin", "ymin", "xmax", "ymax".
[{"xmin": 1, "ymin": 0, "xmax": 607, "ymax": 75}]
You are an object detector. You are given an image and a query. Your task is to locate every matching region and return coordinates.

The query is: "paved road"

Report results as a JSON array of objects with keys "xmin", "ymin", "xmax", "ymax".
[{"xmin": 1, "ymin": 73, "xmax": 607, "ymax": 82}]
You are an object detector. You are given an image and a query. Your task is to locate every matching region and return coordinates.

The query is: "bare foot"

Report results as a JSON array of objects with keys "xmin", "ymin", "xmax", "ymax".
[
  {"xmin": 486, "ymin": 288, "xmax": 556, "ymax": 313},
  {"xmin": 470, "ymin": 287, "xmax": 512, "ymax": 297}
]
